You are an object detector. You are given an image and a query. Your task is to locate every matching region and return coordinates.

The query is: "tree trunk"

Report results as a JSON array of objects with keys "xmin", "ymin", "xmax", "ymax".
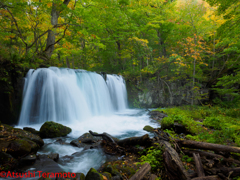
[{"xmin": 45, "ymin": 0, "xmax": 71, "ymax": 58}]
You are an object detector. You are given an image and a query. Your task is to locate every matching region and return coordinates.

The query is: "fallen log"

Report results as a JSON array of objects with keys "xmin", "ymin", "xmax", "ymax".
[
  {"xmin": 183, "ymin": 149, "xmax": 240, "ymax": 166},
  {"xmin": 177, "ymin": 140, "xmax": 240, "ymax": 153},
  {"xmin": 129, "ymin": 162, "xmax": 151, "ymax": 180},
  {"xmin": 117, "ymin": 134, "xmax": 152, "ymax": 147},
  {"xmin": 160, "ymin": 140, "xmax": 191, "ymax": 180},
  {"xmin": 191, "ymin": 175, "xmax": 219, "ymax": 180},
  {"xmin": 193, "ymin": 153, "xmax": 205, "ymax": 177}
]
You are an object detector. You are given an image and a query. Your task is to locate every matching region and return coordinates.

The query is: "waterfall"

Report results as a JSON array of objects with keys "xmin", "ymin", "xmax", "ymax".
[
  {"xmin": 18, "ymin": 67, "xmax": 128, "ymax": 125},
  {"xmin": 106, "ymin": 74, "xmax": 128, "ymax": 111}
]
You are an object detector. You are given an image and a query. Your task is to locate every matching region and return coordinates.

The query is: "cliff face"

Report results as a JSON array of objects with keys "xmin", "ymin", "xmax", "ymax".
[{"xmin": 126, "ymin": 78, "xmax": 208, "ymax": 108}]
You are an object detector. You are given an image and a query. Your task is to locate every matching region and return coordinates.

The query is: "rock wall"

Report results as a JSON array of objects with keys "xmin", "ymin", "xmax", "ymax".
[{"xmin": 126, "ymin": 78, "xmax": 208, "ymax": 108}]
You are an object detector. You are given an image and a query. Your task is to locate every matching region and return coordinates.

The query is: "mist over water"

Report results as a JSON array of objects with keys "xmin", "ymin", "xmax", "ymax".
[{"xmin": 17, "ymin": 67, "xmax": 158, "ymax": 176}]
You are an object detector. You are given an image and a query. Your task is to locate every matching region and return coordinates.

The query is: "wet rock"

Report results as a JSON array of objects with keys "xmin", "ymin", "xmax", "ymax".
[
  {"xmin": 75, "ymin": 173, "xmax": 85, "ymax": 180},
  {"xmin": 0, "ymin": 123, "xmax": 44, "ymax": 171},
  {"xmin": 102, "ymin": 172, "xmax": 112, "ymax": 180},
  {"xmin": 38, "ymin": 153, "xmax": 59, "ymax": 162},
  {"xmin": 54, "ymin": 138, "xmax": 66, "ymax": 145},
  {"xmin": 20, "ymin": 154, "xmax": 37, "ymax": 165},
  {"xmin": 7, "ymin": 139, "xmax": 37, "ymax": 158},
  {"xmin": 19, "ymin": 154, "xmax": 63, "ymax": 173},
  {"xmin": 40, "ymin": 121, "xmax": 72, "ymax": 138},
  {"xmin": 143, "ymin": 125, "xmax": 154, "ymax": 133},
  {"xmin": 103, "ymin": 164, "xmax": 114, "ymax": 174},
  {"xmin": 23, "ymin": 127, "xmax": 40, "ymax": 136},
  {"xmin": 149, "ymin": 111, "xmax": 168, "ymax": 121},
  {"xmin": 0, "ymin": 151, "xmax": 18, "ymax": 170},
  {"xmin": 85, "ymin": 168, "xmax": 103, "ymax": 180},
  {"xmin": 70, "ymin": 133, "xmax": 102, "ymax": 148},
  {"xmin": 1, "ymin": 123, "xmax": 44, "ymax": 147}
]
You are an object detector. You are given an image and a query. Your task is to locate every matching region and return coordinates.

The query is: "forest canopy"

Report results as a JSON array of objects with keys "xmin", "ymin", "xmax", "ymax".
[{"xmin": 0, "ymin": 0, "xmax": 239, "ymax": 104}]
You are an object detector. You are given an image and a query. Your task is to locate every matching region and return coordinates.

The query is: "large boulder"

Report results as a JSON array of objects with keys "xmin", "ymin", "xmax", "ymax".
[{"xmin": 40, "ymin": 121, "xmax": 72, "ymax": 138}]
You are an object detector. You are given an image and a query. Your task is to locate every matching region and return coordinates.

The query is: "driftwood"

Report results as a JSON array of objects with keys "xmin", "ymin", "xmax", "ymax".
[
  {"xmin": 129, "ymin": 163, "xmax": 151, "ymax": 180},
  {"xmin": 193, "ymin": 153, "xmax": 205, "ymax": 177},
  {"xmin": 161, "ymin": 140, "xmax": 191, "ymax": 180},
  {"xmin": 183, "ymin": 149, "xmax": 240, "ymax": 166},
  {"xmin": 177, "ymin": 140, "xmax": 240, "ymax": 153}
]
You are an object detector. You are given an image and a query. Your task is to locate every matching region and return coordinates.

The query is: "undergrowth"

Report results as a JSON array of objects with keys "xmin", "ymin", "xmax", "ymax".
[{"xmin": 155, "ymin": 104, "xmax": 240, "ymax": 146}]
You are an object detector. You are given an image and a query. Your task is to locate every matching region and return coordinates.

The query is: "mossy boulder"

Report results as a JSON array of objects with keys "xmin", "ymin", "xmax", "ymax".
[
  {"xmin": 7, "ymin": 139, "xmax": 36, "ymax": 158},
  {"xmin": 143, "ymin": 125, "xmax": 154, "ymax": 132},
  {"xmin": 85, "ymin": 168, "xmax": 103, "ymax": 180},
  {"xmin": 40, "ymin": 121, "xmax": 72, "ymax": 138}
]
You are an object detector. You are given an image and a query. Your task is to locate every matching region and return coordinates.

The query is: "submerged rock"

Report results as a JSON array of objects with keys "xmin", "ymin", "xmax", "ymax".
[{"xmin": 40, "ymin": 121, "xmax": 72, "ymax": 138}]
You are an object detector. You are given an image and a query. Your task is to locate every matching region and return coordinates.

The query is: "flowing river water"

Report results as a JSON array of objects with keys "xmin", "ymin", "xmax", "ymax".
[{"xmin": 14, "ymin": 67, "xmax": 159, "ymax": 178}]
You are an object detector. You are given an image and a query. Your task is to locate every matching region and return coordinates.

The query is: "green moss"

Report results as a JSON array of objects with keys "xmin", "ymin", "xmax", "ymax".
[
  {"xmin": 143, "ymin": 125, "xmax": 154, "ymax": 132},
  {"xmin": 40, "ymin": 121, "xmax": 72, "ymax": 138}
]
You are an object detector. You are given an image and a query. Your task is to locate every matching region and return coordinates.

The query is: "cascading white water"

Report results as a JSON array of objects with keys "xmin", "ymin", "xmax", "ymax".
[
  {"xmin": 106, "ymin": 74, "xmax": 128, "ymax": 111},
  {"xmin": 18, "ymin": 67, "xmax": 128, "ymax": 125}
]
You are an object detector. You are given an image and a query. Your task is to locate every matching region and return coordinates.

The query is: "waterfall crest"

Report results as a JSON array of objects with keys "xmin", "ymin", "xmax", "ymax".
[{"xmin": 18, "ymin": 67, "xmax": 128, "ymax": 125}]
